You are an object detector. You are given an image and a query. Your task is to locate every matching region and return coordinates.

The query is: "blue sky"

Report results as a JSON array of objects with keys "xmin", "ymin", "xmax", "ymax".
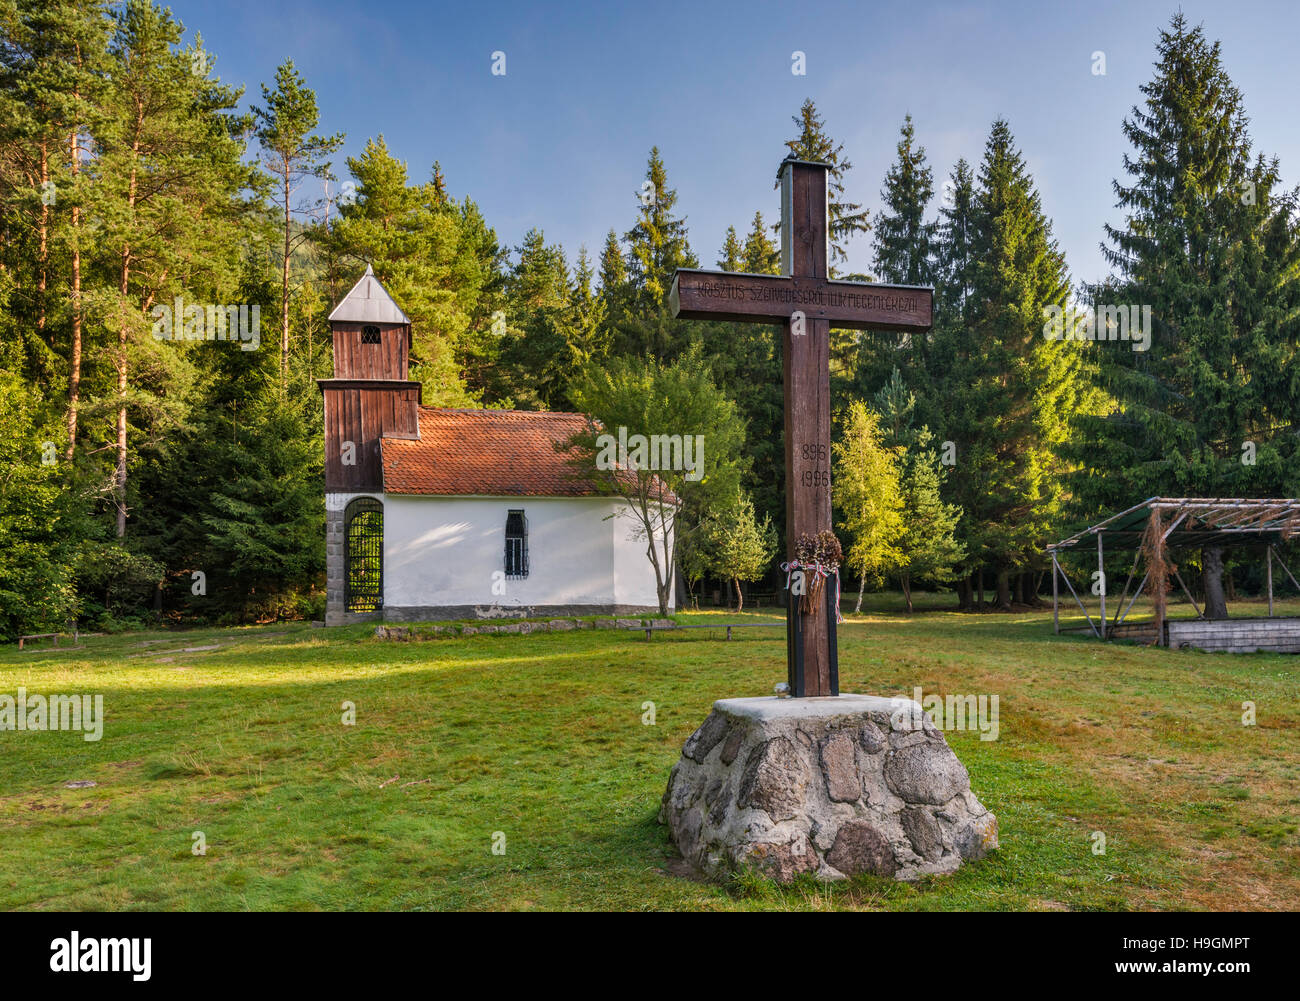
[{"xmin": 169, "ymin": 0, "xmax": 1299, "ymax": 289}]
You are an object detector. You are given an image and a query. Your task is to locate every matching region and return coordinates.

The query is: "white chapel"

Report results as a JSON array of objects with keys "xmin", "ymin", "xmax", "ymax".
[{"xmin": 319, "ymin": 266, "xmax": 673, "ymax": 625}]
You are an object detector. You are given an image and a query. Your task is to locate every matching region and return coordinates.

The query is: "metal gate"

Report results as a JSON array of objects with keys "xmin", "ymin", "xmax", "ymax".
[{"xmin": 344, "ymin": 497, "xmax": 383, "ymax": 612}]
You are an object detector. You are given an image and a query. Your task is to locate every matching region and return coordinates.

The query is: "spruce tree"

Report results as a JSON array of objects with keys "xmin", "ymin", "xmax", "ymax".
[
  {"xmin": 624, "ymin": 146, "xmax": 696, "ymax": 304},
  {"xmin": 566, "ymin": 245, "xmax": 609, "ymax": 374},
  {"xmin": 616, "ymin": 147, "xmax": 698, "ymax": 360},
  {"xmin": 979, "ymin": 121, "xmax": 1091, "ymax": 605},
  {"xmin": 919, "ymin": 157, "xmax": 979, "ymax": 600},
  {"xmin": 870, "ymin": 370, "xmax": 966, "ymax": 612},
  {"xmin": 452, "ymin": 194, "xmax": 509, "ymax": 401},
  {"xmin": 856, "ymin": 116, "xmax": 939, "ymax": 428},
  {"xmin": 938, "ymin": 121, "xmax": 1091, "ymax": 609},
  {"xmin": 779, "ymin": 99, "xmax": 870, "ymax": 274},
  {"xmin": 699, "ymin": 493, "xmax": 776, "ymax": 612},
  {"xmin": 0, "ymin": 370, "xmax": 85, "ymax": 637},
  {"xmin": 1075, "ymin": 14, "xmax": 1300, "ymax": 616},
  {"xmin": 934, "ymin": 159, "xmax": 976, "ymax": 321},
  {"xmin": 872, "ymin": 115, "xmax": 937, "ymax": 287},
  {"xmin": 741, "ymin": 210, "xmax": 778, "ymax": 274},
  {"xmin": 598, "ymin": 228, "xmax": 626, "ymax": 297},
  {"xmin": 895, "ymin": 429, "xmax": 966, "ymax": 613},
  {"xmin": 500, "ymin": 227, "xmax": 576, "ymax": 409},
  {"xmin": 717, "ymin": 225, "xmax": 743, "ymax": 271}
]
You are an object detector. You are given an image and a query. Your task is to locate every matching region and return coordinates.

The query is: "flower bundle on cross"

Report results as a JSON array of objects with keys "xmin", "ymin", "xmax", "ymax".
[{"xmin": 782, "ymin": 530, "xmax": 844, "ymax": 622}]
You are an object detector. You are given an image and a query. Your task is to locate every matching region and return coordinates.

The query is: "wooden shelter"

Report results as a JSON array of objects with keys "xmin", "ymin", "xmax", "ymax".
[{"xmin": 1046, "ymin": 498, "xmax": 1300, "ymax": 651}]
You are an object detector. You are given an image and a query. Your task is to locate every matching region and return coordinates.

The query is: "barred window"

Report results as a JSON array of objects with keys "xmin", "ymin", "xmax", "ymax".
[
  {"xmin": 505, "ymin": 510, "xmax": 528, "ymax": 579},
  {"xmin": 344, "ymin": 497, "xmax": 383, "ymax": 612},
  {"xmin": 360, "ymin": 325, "xmax": 381, "ymax": 344}
]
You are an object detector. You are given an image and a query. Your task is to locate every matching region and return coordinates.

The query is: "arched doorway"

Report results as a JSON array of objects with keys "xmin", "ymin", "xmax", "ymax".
[{"xmin": 344, "ymin": 497, "xmax": 383, "ymax": 612}]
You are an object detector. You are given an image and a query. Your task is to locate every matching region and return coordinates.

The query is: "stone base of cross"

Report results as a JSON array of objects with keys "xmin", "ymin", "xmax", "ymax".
[{"xmin": 670, "ymin": 157, "xmax": 933, "ymax": 696}]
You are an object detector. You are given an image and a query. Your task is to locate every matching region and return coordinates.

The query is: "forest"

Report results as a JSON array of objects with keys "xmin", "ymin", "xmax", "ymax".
[{"xmin": 2, "ymin": 2, "xmax": 1297, "ymax": 637}]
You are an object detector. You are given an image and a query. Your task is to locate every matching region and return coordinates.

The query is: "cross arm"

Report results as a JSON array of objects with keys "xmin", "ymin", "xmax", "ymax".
[{"xmin": 669, "ymin": 269, "xmax": 933, "ymax": 332}]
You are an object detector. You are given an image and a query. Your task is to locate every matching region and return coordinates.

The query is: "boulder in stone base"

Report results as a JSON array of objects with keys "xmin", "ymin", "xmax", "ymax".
[{"xmin": 659, "ymin": 695, "xmax": 997, "ymax": 883}]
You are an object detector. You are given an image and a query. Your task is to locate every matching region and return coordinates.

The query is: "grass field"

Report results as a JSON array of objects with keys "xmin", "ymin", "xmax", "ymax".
[{"xmin": 2, "ymin": 594, "xmax": 1297, "ymax": 911}]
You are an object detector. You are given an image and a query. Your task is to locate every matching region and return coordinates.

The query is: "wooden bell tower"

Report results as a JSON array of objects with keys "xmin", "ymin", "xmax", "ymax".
[
  {"xmin": 319, "ymin": 264, "xmax": 421, "ymax": 625},
  {"xmin": 319, "ymin": 264, "xmax": 421, "ymax": 491}
]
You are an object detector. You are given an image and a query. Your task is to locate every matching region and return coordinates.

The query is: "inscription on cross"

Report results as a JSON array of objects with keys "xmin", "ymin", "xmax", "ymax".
[{"xmin": 669, "ymin": 158, "xmax": 934, "ymax": 697}]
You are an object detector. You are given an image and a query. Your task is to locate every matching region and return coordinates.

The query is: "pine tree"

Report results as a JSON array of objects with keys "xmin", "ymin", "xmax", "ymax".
[
  {"xmin": 430, "ymin": 159, "xmax": 448, "ymax": 205},
  {"xmin": 252, "ymin": 59, "xmax": 344, "ymax": 387},
  {"xmin": 96, "ymin": 0, "xmax": 255, "ymax": 536},
  {"xmin": 0, "ymin": 0, "xmax": 110, "ymax": 454}
]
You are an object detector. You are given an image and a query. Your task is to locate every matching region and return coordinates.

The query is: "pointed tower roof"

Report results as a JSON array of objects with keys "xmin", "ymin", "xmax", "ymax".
[{"xmin": 328, "ymin": 264, "xmax": 411, "ymax": 324}]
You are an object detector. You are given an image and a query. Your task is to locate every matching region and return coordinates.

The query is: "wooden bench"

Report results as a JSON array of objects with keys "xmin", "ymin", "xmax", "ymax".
[
  {"xmin": 633, "ymin": 622, "xmax": 785, "ymax": 641},
  {"xmin": 17, "ymin": 622, "xmax": 78, "ymax": 650}
]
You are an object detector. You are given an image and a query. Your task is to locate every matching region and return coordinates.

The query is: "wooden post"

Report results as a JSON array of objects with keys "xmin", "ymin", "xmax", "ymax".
[
  {"xmin": 1151, "ymin": 507, "xmax": 1166, "ymax": 646},
  {"xmin": 1109, "ymin": 549, "xmax": 1141, "ymax": 632},
  {"xmin": 1267, "ymin": 545, "xmax": 1274, "ymax": 617},
  {"xmin": 1052, "ymin": 551, "xmax": 1060, "ymax": 634},
  {"xmin": 781, "ymin": 161, "xmax": 834, "ymax": 697},
  {"xmin": 1097, "ymin": 532, "xmax": 1106, "ymax": 640}
]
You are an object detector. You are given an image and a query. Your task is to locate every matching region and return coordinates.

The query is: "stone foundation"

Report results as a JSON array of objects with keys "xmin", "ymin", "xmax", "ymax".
[
  {"xmin": 375, "ymin": 617, "xmax": 673, "ymax": 639},
  {"xmin": 381, "ymin": 603, "xmax": 667, "ymax": 622},
  {"xmin": 659, "ymin": 695, "xmax": 997, "ymax": 883}
]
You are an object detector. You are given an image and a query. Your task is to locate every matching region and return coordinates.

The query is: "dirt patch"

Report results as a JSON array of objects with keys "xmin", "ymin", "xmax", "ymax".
[{"xmin": 658, "ymin": 857, "xmax": 711, "ymax": 883}]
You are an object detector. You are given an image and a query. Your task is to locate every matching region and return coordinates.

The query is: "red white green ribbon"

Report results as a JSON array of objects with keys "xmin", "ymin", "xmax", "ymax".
[{"xmin": 780, "ymin": 560, "xmax": 844, "ymax": 624}]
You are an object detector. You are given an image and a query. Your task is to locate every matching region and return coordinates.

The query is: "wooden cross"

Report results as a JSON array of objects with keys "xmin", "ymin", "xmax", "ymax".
[{"xmin": 669, "ymin": 157, "xmax": 933, "ymax": 697}]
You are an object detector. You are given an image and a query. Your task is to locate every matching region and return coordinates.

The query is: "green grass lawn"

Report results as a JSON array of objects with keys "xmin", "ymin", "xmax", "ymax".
[{"xmin": 2, "ymin": 594, "xmax": 1297, "ymax": 911}]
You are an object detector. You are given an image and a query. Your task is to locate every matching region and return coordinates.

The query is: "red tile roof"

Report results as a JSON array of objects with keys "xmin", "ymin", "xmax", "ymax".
[{"xmin": 381, "ymin": 407, "xmax": 675, "ymax": 501}]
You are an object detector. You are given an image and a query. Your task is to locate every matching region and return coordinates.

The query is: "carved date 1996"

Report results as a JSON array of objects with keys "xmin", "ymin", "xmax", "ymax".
[{"xmin": 799, "ymin": 442, "xmax": 828, "ymax": 488}]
